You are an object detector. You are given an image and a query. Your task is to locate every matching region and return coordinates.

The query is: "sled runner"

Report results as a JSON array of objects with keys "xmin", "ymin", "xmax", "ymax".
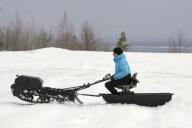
[{"xmin": 11, "ymin": 73, "xmax": 173, "ymax": 107}]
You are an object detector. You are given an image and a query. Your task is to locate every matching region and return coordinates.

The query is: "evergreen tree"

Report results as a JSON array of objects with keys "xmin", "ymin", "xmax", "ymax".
[{"xmin": 116, "ymin": 32, "xmax": 128, "ymax": 51}]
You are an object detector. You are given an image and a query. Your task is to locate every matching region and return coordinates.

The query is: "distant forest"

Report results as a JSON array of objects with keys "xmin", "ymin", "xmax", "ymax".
[
  {"xmin": 0, "ymin": 12, "xmax": 113, "ymax": 51},
  {"xmin": 0, "ymin": 13, "xmax": 191, "ymax": 53}
]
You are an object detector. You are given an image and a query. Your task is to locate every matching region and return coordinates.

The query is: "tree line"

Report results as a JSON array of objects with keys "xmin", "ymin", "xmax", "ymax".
[
  {"xmin": 0, "ymin": 13, "xmax": 190, "ymax": 53},
  {"xmin": 0, "ymin": 13, "xmax": 111, "ymax": 51}
]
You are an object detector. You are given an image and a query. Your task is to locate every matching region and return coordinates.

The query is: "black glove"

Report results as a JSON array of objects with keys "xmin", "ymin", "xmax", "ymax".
[{"xmin": 103, "ymin": 73, "xmax": 114, "ymax": 80}]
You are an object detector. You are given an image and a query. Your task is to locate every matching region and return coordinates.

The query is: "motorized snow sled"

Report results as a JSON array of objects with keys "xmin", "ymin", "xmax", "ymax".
[
  {"xmin": 11, "ymin": 73, "xmax": 173, "ymax": 107},
  {"xmin": 11, "ymin": 75, "xmax": 109, "ymax": 104}
]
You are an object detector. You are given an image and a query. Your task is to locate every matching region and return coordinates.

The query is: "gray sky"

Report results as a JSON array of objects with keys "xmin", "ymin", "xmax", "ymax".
[{"xmin": 1, "ymin": 0, "xmax": 192, "ymax": 42}]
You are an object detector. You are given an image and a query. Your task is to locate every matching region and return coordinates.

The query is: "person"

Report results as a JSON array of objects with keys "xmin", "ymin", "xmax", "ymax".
[{"xmin": 105, "ymin": 47, "xmax": 131, "ymax": 94}]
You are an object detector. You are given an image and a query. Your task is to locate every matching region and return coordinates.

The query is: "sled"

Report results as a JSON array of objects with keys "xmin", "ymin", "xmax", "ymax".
[
  {"xmin": 99, "ymin": 93, "xmax": 173, "ymax": 107},
  {"xmin": 10, "ymin": 73, "xmax": 174, "ymax": 107},
  {"xmin": 98, "ymin": 73, "xmax": 173, "ymax": 106}
]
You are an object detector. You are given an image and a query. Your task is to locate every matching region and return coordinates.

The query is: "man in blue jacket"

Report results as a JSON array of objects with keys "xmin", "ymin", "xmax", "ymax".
[{"xmin": 105, "ymin": 47, "xmax": 131, "ymax": 94}]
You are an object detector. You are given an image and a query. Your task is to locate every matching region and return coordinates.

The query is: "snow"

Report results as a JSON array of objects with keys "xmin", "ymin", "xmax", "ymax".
[{"xmin": 0, "ymin": 47, "xmax": 192, "ymax": 128}]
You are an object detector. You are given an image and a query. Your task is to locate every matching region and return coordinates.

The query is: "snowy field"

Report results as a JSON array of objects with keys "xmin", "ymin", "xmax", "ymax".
[{"xmin": 0, "ymin": 48, "xmax": 192, "ymax": 128}]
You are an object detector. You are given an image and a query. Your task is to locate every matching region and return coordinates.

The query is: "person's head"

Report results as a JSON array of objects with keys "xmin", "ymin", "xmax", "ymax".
[{"xmin": 113, "ymin": 47, "xmax": 123, "ymax": 57}]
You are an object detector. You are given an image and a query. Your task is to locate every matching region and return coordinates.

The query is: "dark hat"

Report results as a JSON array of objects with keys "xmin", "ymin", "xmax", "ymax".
[{"xmin": 113, "ymin": 47, "xmax": 123, "ymax": 55}]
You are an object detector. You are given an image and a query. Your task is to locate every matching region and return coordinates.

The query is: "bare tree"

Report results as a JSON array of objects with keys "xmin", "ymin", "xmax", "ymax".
[
  {"xmin": 4, "ymin": 14, "xmax": 23, "ymax": 50},
  {"xmin": 55, "ymin": 12, "xmax": 80, "ymax": 50},
  {"xmin": 80, "ymin": 21, "xmax": 97, "ymax": 50},
  {"xmin": 27, "ymin": 26, "xmax": 52, "ymax": 50},
  {"xmin": 35, "ymin": 28, "xmax": 52, "ymax": 49},
  {"xmin": 168, "ymin": 31, "xmax": 185, "ymax": 53},
  {"xmin": 0, "ymin": 27, "xmax": 4, "ymax": 50},
  {"xmin": 0, "ymin": 14, "xmax": 52, "ymax": 51}
]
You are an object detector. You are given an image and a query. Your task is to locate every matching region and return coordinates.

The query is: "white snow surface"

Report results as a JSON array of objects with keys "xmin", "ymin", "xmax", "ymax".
[{"xmin": 0, "ymin": 48, "xmax": 192, "ymax": 128}]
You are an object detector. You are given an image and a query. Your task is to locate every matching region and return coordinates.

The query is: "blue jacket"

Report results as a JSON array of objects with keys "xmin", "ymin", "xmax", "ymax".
[{"xmin": 113, "ymin": 53, "xmax": 131, "ymax": 80}]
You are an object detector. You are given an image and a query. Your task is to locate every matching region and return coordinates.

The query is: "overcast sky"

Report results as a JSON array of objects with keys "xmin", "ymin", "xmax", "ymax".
[{"xmin": 1, "ymin": 0, "xmax": 192, "ymax": 42}]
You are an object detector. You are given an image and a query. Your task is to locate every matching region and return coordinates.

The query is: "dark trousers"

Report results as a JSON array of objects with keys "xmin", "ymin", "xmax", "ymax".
[{"xmin": 105, "ymin": 74, "xmax": 131, "ymax": 94}]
